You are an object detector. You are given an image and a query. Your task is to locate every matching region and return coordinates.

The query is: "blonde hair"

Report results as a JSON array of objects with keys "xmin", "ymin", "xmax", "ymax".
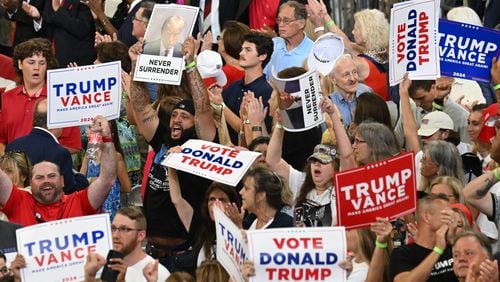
[
  {"xmin": 0, "ymin": 151, "xmax": 32, "ymax": 187},
  {"xmin": 354, "ymin": 9, "xmax": 389, "ymax": 50},
  {"xmin": 447, "ymin": 6, "xmax": 482, "ymax": 26},
  {"xmin": 429, "ymin": 176, "xmax": 464, "ymax": 203}
]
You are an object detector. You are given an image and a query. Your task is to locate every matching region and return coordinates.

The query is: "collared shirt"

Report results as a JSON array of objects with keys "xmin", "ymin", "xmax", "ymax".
[
  {"xmin": 249, "ymin": 0, "xmax": 280, "ymax": 30},
  {"xmin": 263, "ymin": 34, "xmax": 313, "ymax": 79},
  {"xmin": 222, "ymin": 75, "xmax": 273, "ymax": 144},
  {"xmin": 3, "ymin": 185, "xmax": 94, "ymax": 226},
  {"xmin": 329, "ymin": 83, "xmax": 372, "ymax": 126},
  {"xmin": 0, "ymin": 84, "xmax": 82, "ymax": 150}
]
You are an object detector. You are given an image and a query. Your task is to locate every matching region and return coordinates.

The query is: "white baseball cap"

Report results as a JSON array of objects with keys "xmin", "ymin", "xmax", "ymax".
[
  {"xmin": 307, "ymin": 32, "xmax": 344, "ymax": 76},
  {"xmin": 417, "ymin": 111, "xmax": 454, "ymax": 137},
  {"xmin": 196, "ymin": 50, "xmax": 227, "ymax": 87}
]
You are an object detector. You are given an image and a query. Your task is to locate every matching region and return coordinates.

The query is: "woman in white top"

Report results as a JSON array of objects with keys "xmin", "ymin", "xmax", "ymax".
[{"xmin": 266, "ymin": 98, "xmax": 354, "ymax": 227}]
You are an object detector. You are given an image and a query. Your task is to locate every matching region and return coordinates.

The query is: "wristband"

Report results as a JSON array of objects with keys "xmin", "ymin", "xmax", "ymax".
[
  {"xmin": 275, "ymin": 123, "xmax": 284, "ymax": 129},
  {"xmin": 493, "ymin": 168, "xmax": 500, "ymax": 181},
  {"xmin": 325, "ymin": 19, "xmax": 335, "ymax": 28},
  {"xmin": 244, "ymin": 119, "xmax": 251, "ymax": 125},
  {"xmin": 494, "ymin": 84, "xmax": 500, "ymax": 91},
  {"xmin": 375, "ymin": 240, "xmax": 388, "ymax": 249},
  {"xmin": 432, "ymin": 101, "xmax": 444, "ymax": 111},
  {"xmin": 433, "ymin": 246, "xmax": 444, "ymax": 255},
  {"xmin": 102, "ymin": 136, "xmax": 113, "ymax": 143},
  {"xmin": 185, "ymin": 61, "xmax": 196, "ymax": 69},
  {"xmin": 252, "ymin": 126, "xmax": 262, "ymax": 132},
  {"xmin": 314, "ymin": 26, "xmax": 325, "ymax": 33}
]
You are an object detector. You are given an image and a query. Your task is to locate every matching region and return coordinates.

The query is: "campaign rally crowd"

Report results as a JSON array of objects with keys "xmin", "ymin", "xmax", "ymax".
[{"xmin": 0, "ymin": 0, "xmax": 500, "ymax": 280}]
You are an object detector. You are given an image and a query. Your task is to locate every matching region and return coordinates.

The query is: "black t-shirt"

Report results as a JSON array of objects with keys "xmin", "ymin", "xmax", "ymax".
[
  {"xmin": 390, "ymin": 243, "xmax": 458, "ymax": 282},
  {"xmin": 242, "ymin": 210, "xmax": 293, "ymax": 229},
  {"xmin": 0, "ymin": 220, "xmax": 21, "ymax": 254},
  {"xmin": 144, "ymin": 122, "xmax": 213, "ymax": 240}
]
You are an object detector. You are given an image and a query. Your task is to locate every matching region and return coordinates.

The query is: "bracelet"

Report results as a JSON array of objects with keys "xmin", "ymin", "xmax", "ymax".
[
  {"xmin": 493, "ymin": 168, "xmax": 500, "ymax": 181},
  {"xmin": 314, "ymin": 26, "xmax": 325, "ymax": 33},
  {"xmin": 102, "ymin": 136, "xmax": 113, "ymax": 143},
  {"xmin": 494, "ymin": 84, "xmax": 500, "ymax": 91},
  {"xmin": 275, "ymin": 122, "xmax": 284, "ymax": 129},
  {"xmin": 243, "ymin": 119, "xmax": 251, "ymax": 125},
  {"xmin": 185, "ymin": 61, "xmax": 196, "ymax": 69},
  {"xmin": 433, "ymin": 246, "xmax": 444, "ymax": 255},
  {"xmin": 252, "ymin": 126, "xmax": 262, "ymax": 132},
  {"xmin": 325, "ymin": 19, "xmax": 335, "ymax": 28},
  {"xmin": 375, "ymin": 240, "xmax": 388, "ymax": 249}
]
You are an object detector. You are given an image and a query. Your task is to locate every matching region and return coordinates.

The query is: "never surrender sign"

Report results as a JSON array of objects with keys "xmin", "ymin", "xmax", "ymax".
[
  {"xmin": 334, "ymin": 152, "xmax": 417, "ymax": 229},
  {"xmin": 163, "ymin": 139, "xmax": 260, "ymax": 186},
  {"xmin": 389, "ymin": 0, "xmax": 440, "ymax": 85},
  {"xmin": 214, "ymin": 207, "xmax": 247, "ymax": 282},
  {"xmin": 439, "ymin": 19, "xmax": 500, "ymax": 82},
  {"xmin": 16, "ymin": 214, "xmax": 112, "ymax": 282},
  {"xmin": 247, "ymin": 227, "xmax": 346, "ymax": 282},
  {"xmin": 47, "ymin": 61, "xmax": 121, "ymax": 128}
]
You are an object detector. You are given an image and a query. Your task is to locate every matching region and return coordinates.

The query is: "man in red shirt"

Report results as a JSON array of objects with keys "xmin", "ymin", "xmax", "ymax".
[
  {"xmin": 0, "ymin": 38, "xmax": 82, "ymax": 155},
  {"xmin": 0, "ymin": 116, "xmax": 117, "ymax": 226}
]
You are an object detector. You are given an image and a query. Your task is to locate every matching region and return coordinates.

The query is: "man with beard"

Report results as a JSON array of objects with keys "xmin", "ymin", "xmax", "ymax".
[
  {"xmin": 128, "ymin": 37, "xmax": 216, "ymax": 274},
  {"xmin": 83, "ymin": 207, "xmax": 170, "ymax": 282},
  {"xmin": 0, "ymin": 116, "xmax": 117, "ymax": 226}
]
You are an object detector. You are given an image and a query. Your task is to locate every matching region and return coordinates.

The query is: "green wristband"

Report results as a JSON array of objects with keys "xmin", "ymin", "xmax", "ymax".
[
  {"xmin": 325, "ymin": 19, "xmax": 335, "ymax": 28},
  {"xmin": 493, "ymin": 168, "xmax": 500, "ymax": 181},
  {"xmin": 432, "ymin": 101, "xmax": 444, "ymax": 111},
  {"xmin": 375, "ymin": 240, "xmax": 388, "ymax": 249},
  {"xmin": 185, "ymin": 61, "xmax": 196, "ymax": 69},
  {"xmin": 433, "ymin": 246, "xmax": 444, "ymax": 255},
  {"xmin": 494, "ymin": 84, "xmax": 500, "ymax": 91}
]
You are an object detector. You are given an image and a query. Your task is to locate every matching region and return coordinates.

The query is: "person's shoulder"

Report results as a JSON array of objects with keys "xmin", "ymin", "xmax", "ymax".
[{"xmin": 2, "ymin": 85, "xmax": 23, "ymax": 97}]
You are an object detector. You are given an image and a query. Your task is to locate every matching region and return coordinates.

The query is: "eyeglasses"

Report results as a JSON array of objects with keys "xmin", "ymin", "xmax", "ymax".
[
  {"xmin": 0, "ymin": 266, "xmax": 9, "ymax": 274},
  {"xmin": 275, "ymin": 17, "xmax": 298, "ymax": 25},
  {"xmin": 353, "ymin": 138, "xmax": 366, "ymax": 145},
  {"xmin": 111, "ymin": 226, "xmax": 142, "ymax": 233},
  {"xmin": 133, "ymin": 16, "xmax": 147, "ymax": 23}
]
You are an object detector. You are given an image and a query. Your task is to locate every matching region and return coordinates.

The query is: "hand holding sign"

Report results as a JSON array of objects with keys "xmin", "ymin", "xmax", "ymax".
[
  {"xmin": 10, "ymin": 254, "xmax": 26, "ymax": 281},
  {"xmin": 84, "ymin": 252, "xmax": 106, "ymax": 280},
  {"xmin": 241, "ymin": 260, "xmax": 256, "ymax": 281},
  {"xmin": 129, "ymin": 39, "xmax": 144, "ymax": 62},
  {"xmin": 182, "ymin": 36, "xmax": 196, "ymax": 65},
  {"xmin": 370, "ymin": 217, "xmax": 393, "ymax": 244}
]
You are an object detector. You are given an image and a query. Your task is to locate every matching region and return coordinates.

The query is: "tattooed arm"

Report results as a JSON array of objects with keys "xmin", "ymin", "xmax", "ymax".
[
  {"xmin": 462, "ymin": 168, "xmax": 497, "ymax": 218},
  {"xmin": 183, "ymin": 37, "xmax": 217, "ymax": 141},
  {"xmin": 128, "ymin": 40, "xmax": 159, "ymax": 142}
]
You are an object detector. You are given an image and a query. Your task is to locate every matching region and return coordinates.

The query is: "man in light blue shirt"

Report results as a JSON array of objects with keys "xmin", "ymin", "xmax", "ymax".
[
  {"xmin": 263, "ymin": 1, "xmax": 313, "ymax": 79},
  {"xmin": 329, "ymin": 54, "xmax": 372, "ymax": 126}
]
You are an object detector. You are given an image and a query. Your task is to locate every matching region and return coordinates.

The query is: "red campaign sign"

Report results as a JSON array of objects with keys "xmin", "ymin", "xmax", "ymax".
[{"xmin": 334, "ymin": 152, "xmax": 417, "ymax": 230}]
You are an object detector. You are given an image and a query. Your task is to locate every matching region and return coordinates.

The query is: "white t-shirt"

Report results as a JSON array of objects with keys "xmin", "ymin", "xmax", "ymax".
[
  {"xmin": 347, "ymin": 260, "xmax": 369, "ymax": 282},
  {"xmin": 288, "ymin": 166, "xmax": 337, "ymax": 226},
  {"xmin": 125, "ymin": 254, "xmax": 170, "ymax": 282}
]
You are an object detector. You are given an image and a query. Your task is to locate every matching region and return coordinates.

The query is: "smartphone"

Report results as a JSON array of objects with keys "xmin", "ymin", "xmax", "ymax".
[{"xmin": 100, "ymin": 250, "xmax": 124, "ymax": 282}]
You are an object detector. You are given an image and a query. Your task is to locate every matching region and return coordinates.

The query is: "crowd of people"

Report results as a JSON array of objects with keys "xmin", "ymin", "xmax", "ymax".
[{"xmin": 0, "ymin": 0, "xmax": 500, "ymax": 281}]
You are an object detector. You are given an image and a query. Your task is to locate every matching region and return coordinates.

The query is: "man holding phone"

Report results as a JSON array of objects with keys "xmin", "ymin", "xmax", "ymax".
[{"xmin": 84, "ymin": 207, "xmax": 170, "ymax": 282}]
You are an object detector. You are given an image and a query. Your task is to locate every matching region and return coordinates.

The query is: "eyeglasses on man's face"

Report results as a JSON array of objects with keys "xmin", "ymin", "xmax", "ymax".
[
  {"xmin": 111, "ymin": 226, "xmax": 142, "ymax": 234},
  {"xmin": 275, "ymin": 17, "xmax": 298, "ymax": 25}
]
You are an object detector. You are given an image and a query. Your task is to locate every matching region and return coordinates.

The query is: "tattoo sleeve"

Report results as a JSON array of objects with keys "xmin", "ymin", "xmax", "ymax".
[
  {"xmin": 129, "ymin": 60, "xmax": 151, "ymax": 114},
  {"xmin": 186, "ymin": 68, "xmax": 211, "ymax": 114},
  {"xmin": 476, "ymin": 174, "xmax": 495, "ymax": 199}
]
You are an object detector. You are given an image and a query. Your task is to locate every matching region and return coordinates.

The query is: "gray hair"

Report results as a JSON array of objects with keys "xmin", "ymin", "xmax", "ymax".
[
  {"xmin": 356, "ymin": 122, "xmax": 401, "ymax": 164},
  {"xmin": 280, "ymin": 0, "xmax": 308, "ymax": 20},
  {"xmin": 427, "ymin": 140, "xmax": 464, "ymax": 183}
]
